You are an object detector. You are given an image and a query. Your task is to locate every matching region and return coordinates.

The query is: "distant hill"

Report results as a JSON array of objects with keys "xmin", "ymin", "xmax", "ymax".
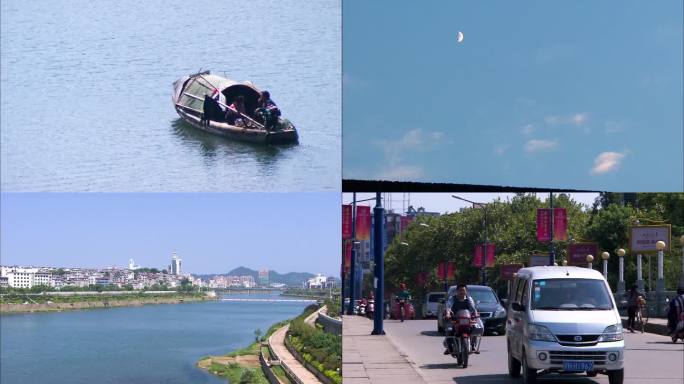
[{"xmin": 195, "ymin": 266, "xmax": 324, "ymax": 286}]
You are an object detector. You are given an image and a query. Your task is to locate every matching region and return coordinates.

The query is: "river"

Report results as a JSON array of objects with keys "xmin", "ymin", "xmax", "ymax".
[
  {"xmin": 0, "ymin": 0, "xmax": 340, "ymax": 192},
  {"xmin": 0, "ymin": 293, "xmax": 313, "ymax": 383}
]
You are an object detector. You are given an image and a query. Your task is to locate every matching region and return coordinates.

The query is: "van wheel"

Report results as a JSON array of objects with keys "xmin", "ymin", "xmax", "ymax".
[
  {"xmin": 522, "ymin": 353, "xmax": 537, "ymax": 384},
  {"xmin": 507, "ymin": 344, "xmax": 520, "ymax": 377},
  {"xmin": 608, "ymin": 369, "xmax": 624, "ymax": 384}
]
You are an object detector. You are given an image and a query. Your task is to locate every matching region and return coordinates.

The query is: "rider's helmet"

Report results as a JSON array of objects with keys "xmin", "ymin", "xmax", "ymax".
[{"xmin": 399, "ymin": 282, "xmax": 407, "ymax": 290}]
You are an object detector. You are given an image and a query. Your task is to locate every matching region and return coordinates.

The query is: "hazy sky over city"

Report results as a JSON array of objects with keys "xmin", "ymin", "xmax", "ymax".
[
  {"xmin": 343, "ymin": 193, "xmax": 599, "ymax": 214},
  {"xmin": 1, "ymin": 193, "xmax": 340, "ymax": 275},
  {"xmin": 343, "ymin": 0, "xmax": 683, "ymax": 191}
]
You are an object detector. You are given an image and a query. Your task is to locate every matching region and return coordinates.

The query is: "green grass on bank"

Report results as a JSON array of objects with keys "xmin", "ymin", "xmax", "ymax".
[
  {"xmin": 207, "ymin": 362, "xmax": 268, "ymax": 384},
  {"xmin": 287, "ymin": 314, "xmax": 342, "ymax": 384}
]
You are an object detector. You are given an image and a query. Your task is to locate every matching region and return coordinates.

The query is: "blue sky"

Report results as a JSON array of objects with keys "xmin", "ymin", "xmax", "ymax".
[
  {"xmin": 343, "ymin": 0, "xmax": 683, "ymax": 191},
  {"xmin": 0, "ymin": 193, "xmax": 340, "ymax": 275}
]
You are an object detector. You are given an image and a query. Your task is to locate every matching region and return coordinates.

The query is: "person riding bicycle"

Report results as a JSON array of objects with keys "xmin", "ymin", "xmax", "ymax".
[
  {"xmin": 626, "ymin": 284, "xmax": 645, "ymax": 333},
  {"xmin": 396, "ymin": 283, "xmax": 411, "ymax": 322},
  {"xmin": 444, "ymin": 284, "xmax": 479, "ymax": 355}
]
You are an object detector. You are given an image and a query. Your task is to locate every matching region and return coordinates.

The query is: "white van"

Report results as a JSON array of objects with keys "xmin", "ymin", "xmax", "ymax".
[{"xmin": 506, "ymin": 266, "xmax": 624, "ymax": 384}]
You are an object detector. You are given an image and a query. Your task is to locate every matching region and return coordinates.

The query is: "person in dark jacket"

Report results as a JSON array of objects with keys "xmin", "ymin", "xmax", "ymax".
[
  {"xmin": 254, "ymin": 90, "xmax": 280, "ymax": 130},
  {"xmin": 626, "ymin": 285, "xmax": 645, "ymax": 333}
]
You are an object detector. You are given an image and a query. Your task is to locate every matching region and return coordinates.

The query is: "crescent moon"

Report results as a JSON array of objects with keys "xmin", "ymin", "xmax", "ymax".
[{"xmin": 457, "ymin": 31, "xmax": 464, "ymax": 43}]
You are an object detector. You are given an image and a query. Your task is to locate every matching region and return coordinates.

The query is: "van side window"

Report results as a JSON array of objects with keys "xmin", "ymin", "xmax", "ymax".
[
  {"xmin": 521, "ymin": 280, "xmax": 529, "ymax": 306},
  {"xmin": 514, "ymin": 278, "xmax": 525, "ymax": 303}
]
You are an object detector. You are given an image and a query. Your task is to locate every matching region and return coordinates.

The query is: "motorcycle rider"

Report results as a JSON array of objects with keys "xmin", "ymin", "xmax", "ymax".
[
  {"xmin": 667, "ymin": 284, "xmax": 684, "ymax": 341},
  {"xmin": 444, "ymin": 284, "xmax": 479, "ymax": 355},
  {"xmin": 397, "ymin": 283, "xmax": 411, "ymax": 322}
]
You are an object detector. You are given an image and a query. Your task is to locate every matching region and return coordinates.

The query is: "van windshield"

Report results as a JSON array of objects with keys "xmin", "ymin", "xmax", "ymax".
[
  {"xmin": 531, "ymin": 279, "xmax": 613, "ymax": 310},
  {"xmin": 428, "ymin": 293, "xmax": 445, "ymax": 303}
]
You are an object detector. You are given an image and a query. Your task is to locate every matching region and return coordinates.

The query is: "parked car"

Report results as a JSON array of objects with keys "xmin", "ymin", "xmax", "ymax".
[
  {"xmin": 506, "ymin": 266, "xmax": 624, "ymax": 384},
  {"xmin": 422, "ymin": 292, "xmax": 446, "ymax": 318},
  {"xmin": 437, "ymin": 285, "xmax": 507, "ymax": 335}
]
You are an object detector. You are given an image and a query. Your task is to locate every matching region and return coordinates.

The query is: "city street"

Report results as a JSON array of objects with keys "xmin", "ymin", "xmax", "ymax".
[{"xmin": 354, "ymin": 318, "xmax": 683, "ymax": 384}]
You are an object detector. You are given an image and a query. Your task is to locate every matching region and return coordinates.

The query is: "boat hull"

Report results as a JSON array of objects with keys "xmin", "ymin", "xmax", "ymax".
[{"xmin": 175, "ymin": 106, "xmax": 298, "ymax": 145}]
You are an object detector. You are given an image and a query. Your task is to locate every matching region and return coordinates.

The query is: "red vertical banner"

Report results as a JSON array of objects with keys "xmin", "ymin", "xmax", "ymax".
[
  {"xmin": 342, "ymin": 205, "xmax": 352, "ymax": 240},
  {"xmin": 553, "ymin": 208, "xmax": 567, "ymax": 241},
  {"xmin": 416, "ymin": 271, "xmax": 428, "ymax": 287},
  {"xmin": 485, "ymin": 244, "xmax": 496, "ymax": 267},
  {"xmin": 400, "ymin": 216, "xmax": 413, "ymax": 232},
  {"xmin": 446, "ymin": 262, "xmax": 456, "ymax": 280},
  {"xmin": 356, "ymin": 206, "xmax": 371, "ymax": 240},
  {"xmin": 436, "ymin": 262, "xmax": 446, "ymax": 280},
  {"xmin": 537, "ymin": 208, "xmax": 551, "ymax": 242},
  {"xmin": 344, "ymin": 242, "xmax": 352, "ymax": 271},
  {"xmin": 473, "ymin": 246, "xmax": 483, "ymax": 267},
  {"xmin": 473, "ymin": 244, "xmax": 495, "ymax": 267},
  {"xmin": 500, "ymin": 264, "xmax": 523, "ymax": 280}
]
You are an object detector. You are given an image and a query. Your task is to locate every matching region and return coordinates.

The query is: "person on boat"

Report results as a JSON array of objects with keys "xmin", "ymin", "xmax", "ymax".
[
  {"xmin": 255, "ymin": 90, "xmax": 280, "ymax": 130},
  {"xmin": 226, "ymin": 95, "xmax": 247, "ymax": 126}
]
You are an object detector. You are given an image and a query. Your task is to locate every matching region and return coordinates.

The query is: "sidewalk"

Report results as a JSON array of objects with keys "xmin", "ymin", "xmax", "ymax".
[
  {"xmin": 269, "ymin": 324, "xmax": 323, "ymax": 384},
  {"xmin": 621, "ymin": 316, "xmax": 670, "ymax": 336},
  {"xmin": 342, "ymin": 315, "xmax": 427, "ymax": 384}
]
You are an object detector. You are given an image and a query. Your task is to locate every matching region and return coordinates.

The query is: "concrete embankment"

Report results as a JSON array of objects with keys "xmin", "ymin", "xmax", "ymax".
[{"xmin": 0, "ymin": 296, "xmax": 211, "ymax": 314}]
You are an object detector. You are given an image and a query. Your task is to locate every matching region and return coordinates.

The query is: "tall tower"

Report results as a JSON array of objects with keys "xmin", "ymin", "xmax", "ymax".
[
  {"xmin": 129, "ymin": 259, "xmax": 135, "ymax": 270},
  {"xmin": 171, "ymin": 252, "xmax": 182, "ymax": 275}
]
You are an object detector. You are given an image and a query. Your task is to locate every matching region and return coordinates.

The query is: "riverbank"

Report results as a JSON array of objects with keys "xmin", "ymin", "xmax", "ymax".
[
  {"xmin": 197, "ymin": 305, "xmax": 318, "ymax": 383},
  {"xmin": 0, "ymin": 293, "xmax": 213, "ymax": 314}
]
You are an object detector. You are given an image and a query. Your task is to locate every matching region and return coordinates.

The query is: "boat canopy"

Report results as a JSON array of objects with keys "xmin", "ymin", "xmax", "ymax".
[{"xmin": 174, "ymin": 73, "xmax": 262, "ymax": 116}]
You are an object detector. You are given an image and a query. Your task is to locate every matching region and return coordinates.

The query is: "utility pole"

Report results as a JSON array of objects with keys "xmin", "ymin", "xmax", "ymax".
[
  {"xmin": 347, "ymin": 193, "xmax": 357, "ymax": 315},
  {"xmin": 371, "ymin": 192, "xmax": 385, "ymax": 335}
]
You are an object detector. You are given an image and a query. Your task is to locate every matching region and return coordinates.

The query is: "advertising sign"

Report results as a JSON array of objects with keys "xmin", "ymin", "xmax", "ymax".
[
  {"xmin": 537, "ymin": 209, "xmax": 551, "ymax": 242},
  {"xmin": 473, "ymin": 244, "xmax": 495, "ymax": 267},
  {"xmin": 356, "ymin": 206, "xmax": 371, "ymax": 241},
  {"xmin": 500, "ymin": 264, "xmax": 523, "ymax": 280},
  {"xmin": 344, "ymin": 241, "xmax": 352, "ymax": 271},
  {"xmin": 567, "ymin": 243, "xmax": 599, "ymax": 266},
  {"xmin": 446, "ymin": 261, "xmax": 456, "ymax": 280},
  {"xmin": 630, "ymin": 225, "xmax": 671, "ymax": 253},
  {"xmin": 553, "ymin": 208, "xmax": 567, "ymax": 241},
  {"xmin": 529, "ymin": 254, "xmax": 549, "ymax": 267},
  {"xmin": 537, "ymin": 208, "xmax": 568, "ymax": 242},
  {"xmin": 342, "ymin": 205, "xmax": 352, "ymax": 240}
]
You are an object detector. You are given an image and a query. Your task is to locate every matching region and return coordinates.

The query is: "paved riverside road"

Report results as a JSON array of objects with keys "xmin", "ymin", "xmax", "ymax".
[{"xmin": 382, "ymin": 319, "xmax": 684, "ymax": 384}]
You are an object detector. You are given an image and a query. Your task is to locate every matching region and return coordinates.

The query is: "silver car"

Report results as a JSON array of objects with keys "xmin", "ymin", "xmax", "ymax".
[
  {"xmin": 506, "ymin": 266, "xmax": 625, "ymax": 384},
  {"xmin": 422, "ymin": 292, "xmax": 445, "ymax": 318}
]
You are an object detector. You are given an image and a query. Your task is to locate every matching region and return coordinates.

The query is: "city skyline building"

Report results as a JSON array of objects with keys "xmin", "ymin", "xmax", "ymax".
[{"xmin": 170, "ymin": 252, "xmax": 182, "ymax": 276}]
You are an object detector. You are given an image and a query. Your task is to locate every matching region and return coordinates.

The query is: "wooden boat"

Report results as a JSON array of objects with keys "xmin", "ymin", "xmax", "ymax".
[{"xmin": 172, "ymin": 71, "xmax": 298, "ymax": 144}]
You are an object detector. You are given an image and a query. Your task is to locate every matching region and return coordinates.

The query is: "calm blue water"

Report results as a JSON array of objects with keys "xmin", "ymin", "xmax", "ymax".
[
  {"xmin": 0, "ymin": 293, "xmax": 312, "ymax": 383},
  {"xmin": 0, "ymin": 0, "xmax": 340, "ymax": 191}
]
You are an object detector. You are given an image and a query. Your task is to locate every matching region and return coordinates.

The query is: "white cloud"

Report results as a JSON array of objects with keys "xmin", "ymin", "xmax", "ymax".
[
  {"xmin": 525, "ymin": 139, "xmax": 558, "ymax": 153},
  {"xmin": 590, "ymin": 152, "xmax": 626, "ymax": 175},
  {"xmin": 572, "ymin": 113, "xmax": 588, "ymax": 125},
  {"xmin": 494, "ymin": 144, "xmax": 509, "ymax": 156},
  {"xmin": 380, "ymin": 129, "xmax": 447, "ymax": 164}
]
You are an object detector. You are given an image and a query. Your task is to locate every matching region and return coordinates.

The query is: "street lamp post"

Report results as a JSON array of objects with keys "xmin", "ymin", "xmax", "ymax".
[
  {"xmin": 586, "ymin": 254, "xmax": 594, "ymax": 269},
  {"xmin": 371, "ymin": 192, "xmax": 385, "ymax": 335},
  {"xmin": 680, "ymin": 235, "xmax": 684, "ymax": 289},
  {"xmin": 451, "ymin": 195, "xmax": 489, "ymax": 286},
  {"xmin": 637, "ymin": 253, "xmax": 644, "ymax": 291},
  {"xmin": 347, "ymin": 193, "xmax": 357, "ymax": 315},
  {"xmin": 601, "ymin": 251, "xmax": 610, "ymax": 279},
  {"xmin": 617, "ymin": 249, "xmax": 626, "ymax": 293}
]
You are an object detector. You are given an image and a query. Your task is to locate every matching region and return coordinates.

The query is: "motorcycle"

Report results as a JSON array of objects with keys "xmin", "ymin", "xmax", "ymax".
[
  {"xmin": 443, "ymin": 309, "xmax": 483, "ymax": 368},
  {"xmin": 367, "ymin": 299, "xmax": 375, "ymax": 319},
  {"xmin": 357, "ymin": 300, "xmax": 366, "ymax": 316}
]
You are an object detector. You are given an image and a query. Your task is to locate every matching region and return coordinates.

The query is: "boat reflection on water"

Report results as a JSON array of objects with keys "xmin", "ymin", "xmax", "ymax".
[{"xmin": 170, "ymin": 118, "xmax": 296, "ymax": 167}]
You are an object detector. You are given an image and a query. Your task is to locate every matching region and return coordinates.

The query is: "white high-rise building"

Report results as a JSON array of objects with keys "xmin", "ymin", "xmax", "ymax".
[
  {"xmin": 171, "ymin": 252, "xmax": 182, "ymax": 275},
  {"xmin": 129, "ymin": 259, "xmax": 135, "ymax": 270}
]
